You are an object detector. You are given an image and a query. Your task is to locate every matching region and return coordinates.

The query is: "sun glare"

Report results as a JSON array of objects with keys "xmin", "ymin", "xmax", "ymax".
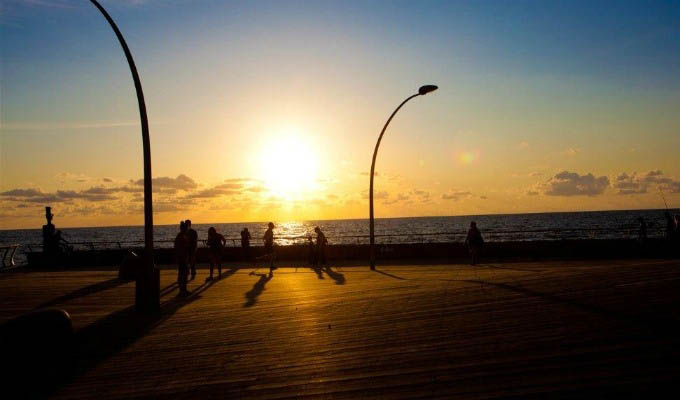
[{"xmin": 259, "ymin": 134, "xmax": 319, "ymax": 197}]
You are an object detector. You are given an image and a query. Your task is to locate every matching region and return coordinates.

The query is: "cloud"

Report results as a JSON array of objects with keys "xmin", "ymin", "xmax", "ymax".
[
  {"xmin": 519, "ymin": 141, "xmax": 529, "ymax": 149},
  {"xmin": 526, "ymin": 190, "xmax": 539, "ymax": 196},
  {"xmin": 56, "ymin": 190, "xmax": 118, "ymax": 202},
  {"xmin": 529, "ymin": 171, "xmax": 543, "ymax": 177},
  {"xmin": 441, "ymin": 190, "xmax": 472, "ymax": 201},
  {"xmin": 0, "ymin": 188, "xmax": 44, "ymax": 197},
  {"xmin": 134, "ymin": 174, "xmax": 197, "ymax": 191},
  {"xmin": 184, "ymin": 181, "xmax": 250, "ymax": 199},
  {"xmin": 409, "ymin": 189, "xmax": 432, "ymax": 202},
  {"xmin": 565, "ymin": 147, "xmax": 581, "ymax": 156},
  {"xmin": 614, "ymin": 170, "xmax": 680, "ymax": 195},
  {"xmin": 542, "ymin": 171, "xmax": 609, "ymax": 196}
]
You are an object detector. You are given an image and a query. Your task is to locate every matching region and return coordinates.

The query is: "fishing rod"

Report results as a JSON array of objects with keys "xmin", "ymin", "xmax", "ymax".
[{"xmin": 659, "ymin": 186, "xmax": 669, "ymax": 210}]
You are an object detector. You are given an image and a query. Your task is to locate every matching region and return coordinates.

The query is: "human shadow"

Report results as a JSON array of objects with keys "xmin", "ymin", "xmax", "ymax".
[
  {"xmin": 323, "ymin": 266, "xmax": 345, "ymax": 285},
  {"xmin": 159, "ymin": 281, "xmax": 179, "ymax": 297},
  {"xmin": 244, "ymin": 271, "xmax": 272, "ymax": 308},
  {"xmin": 374, "ymin": 269, "xmax": 406, "ymax": 280},
  {"xmin": 478, "ymin": 264, "xmax": 544, "ymax": 273},
  {"xmin": 311, "ymin": 265, "xmax": 325, "ymax": 280},
  {"xmin": 37, "ymin": 278, "xmax": 127, "ymax": 309}
]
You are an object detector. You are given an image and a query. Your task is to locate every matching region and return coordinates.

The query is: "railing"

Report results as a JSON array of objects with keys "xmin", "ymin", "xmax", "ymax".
[
  {"xmin": 0, "ymin": 244, "xmax": 19, "ymax": 269},
  {"xmin": 18, "ymin": 225, "xmax": 666, "ymax": 253}
]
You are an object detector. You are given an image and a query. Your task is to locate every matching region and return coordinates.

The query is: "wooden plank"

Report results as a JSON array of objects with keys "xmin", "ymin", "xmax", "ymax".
[{"xmin": 1, "ymin": 260, "xmax": 679, "ymax": 398}]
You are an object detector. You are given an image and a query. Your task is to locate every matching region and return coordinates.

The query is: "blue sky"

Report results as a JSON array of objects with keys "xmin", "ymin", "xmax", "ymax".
[{"xmin": 1, "ymin": 0, "xmax": 679, "ymax": 228}]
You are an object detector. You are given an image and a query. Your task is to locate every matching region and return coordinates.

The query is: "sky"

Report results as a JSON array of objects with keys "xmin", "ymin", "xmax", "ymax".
[{"xmin": 1, "ymin": 0, "xmax": 679, "ymax": 229}]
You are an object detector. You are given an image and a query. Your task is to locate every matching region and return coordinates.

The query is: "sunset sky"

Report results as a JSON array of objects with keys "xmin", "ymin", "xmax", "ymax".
[{"xmin": 1, "ymin": 0, "xmax": 679, "ymax": 229}]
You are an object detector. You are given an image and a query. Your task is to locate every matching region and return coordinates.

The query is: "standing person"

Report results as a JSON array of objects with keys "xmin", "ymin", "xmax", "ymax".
[
  {"xmin": 174, "ymin": 221, "xmax": 190, "ymax": 296},
  {"xmin": 314, "ymin": 226, "xmax": 328, "ymax": 266},
  {"xmin": 206, "ymin": 227, "xmax": 226, "ymax": 281},
  {"xmin": 637, "ymin": 217, "xmax": 647, "ymax": 243},
  {"xmin": 464, "ymin": 221, "xmax": 484, "ymax": 265},
  {"xmin": 186, "ymin": 220, "xmax": 198, "ymax": 281},
  {"xmin": 241, "ymin": 227, "xmax": 252, "ymax": 261},
  {"xmin": 664, "ymin": 212, "xmax": 675, "ymax": 241},
  {"xmin": 263, "ymin": 222, "xmax": 276, "ymax": 272}
]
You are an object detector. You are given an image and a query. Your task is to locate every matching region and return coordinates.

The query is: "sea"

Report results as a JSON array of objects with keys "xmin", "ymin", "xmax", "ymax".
[{"xmin": 0, "ymin": 209, "xmax": 675, "ymax": 266}]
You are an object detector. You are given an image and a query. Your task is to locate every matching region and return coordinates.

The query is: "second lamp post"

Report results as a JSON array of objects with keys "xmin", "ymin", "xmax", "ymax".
[{"xmin": 369, "ymin": 85, "xmax": 438, "ymax": 270}]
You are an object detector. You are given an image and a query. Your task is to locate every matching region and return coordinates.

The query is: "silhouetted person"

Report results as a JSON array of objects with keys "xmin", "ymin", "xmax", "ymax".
[
  {"xmin": 675, "ymin": 215, "xmax": 680, "ymax": 243},
  {"xmin": 465, "ymin": 221, "xmax": 484, "ymax": 265},
  {"xmin": 315, "ymin": 226, "xmax": 328, "ymax": 266},
  {"xmin": 637, "ymin": 217, "xmax": 647, "ymax": 243},
  {"xmin": 53, "ymin": 230, "xmax": 70, "ymax": 253},
  {"xmin": 307, "ymin": 235, "xmax": 316, "ymax": 265},
  {"xmin": 263, "ymin": 222, "xmax": 276, "ymax": 271},
  {"xmin": 174, "ymin": 221, "xmax": 190, "ymax": 296},
  {"xmin": 42, "ymin": 207, "xmax": 57, "ymax": 254},
  {"xmin": 206, "ymin": 227, "xmax": 226, "ymax": 281},
  {"xmin": 241, "ymin": 227, "xmax": 252, "ymax": 261},
  {"xmin": 664, "ymin": 212, "xmax": 675, "ymax": 241},
  {"xmin": 186, "ymin": 220, "xmax": 198, "ymax": 280}
]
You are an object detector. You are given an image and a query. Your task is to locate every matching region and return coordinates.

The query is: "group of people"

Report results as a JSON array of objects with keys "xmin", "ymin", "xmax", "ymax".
[
  {"xmin": 173, "ymin": 219, "xmax": 199, "ymax": 295},
  {"xmin": 172, "ymin": 219, "xmax": 484, "ymax": 294},
  {"xmin": 173, "ymin": 221, "xmax": 289, "ymax": 293}
]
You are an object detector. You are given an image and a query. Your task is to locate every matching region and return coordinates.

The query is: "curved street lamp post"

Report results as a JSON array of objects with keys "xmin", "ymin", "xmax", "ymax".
[
  {"xmin": 369, "ymin": 85, "xmax": 438, "ymax": 270},
  {"xmin": 90, "ymin": 0, "xmax": 159, "ymax": 311}
]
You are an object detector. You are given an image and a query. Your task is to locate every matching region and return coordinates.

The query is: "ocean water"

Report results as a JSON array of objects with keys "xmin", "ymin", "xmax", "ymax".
[{"xmin": 0, "ymin": 209, "xmax": 674, "ymax": 266}]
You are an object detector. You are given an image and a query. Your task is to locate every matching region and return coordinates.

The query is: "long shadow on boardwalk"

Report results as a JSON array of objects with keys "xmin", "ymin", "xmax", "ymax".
[
  {"xmin": 463, "ymin": 278, "xmax": 680, "ymax": 337},
  {"xmin": 310, "ymin": 265, "xmax": 345, "ymax": 284},
  {"xmin": 244, "ymin": 271, "xmax": 272, "ymax": 307},
  {"xmin": 323, "ymin": 266, "xmax": 345, "ymax": 285},
  {"xmin": 43, "ymin": 271, "xmax": 236, "ymax": 397},
  {"xmin": 374, "ymin": 269, "xmax": 406, "ymax": 280},
  {"xmin": 37, "ymin": 278, "xmax": 127, "ymax": 309}
]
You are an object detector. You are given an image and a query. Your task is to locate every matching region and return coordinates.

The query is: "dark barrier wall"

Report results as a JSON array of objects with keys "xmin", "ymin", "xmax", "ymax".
[{"xmin": 26, "ymin": 239, "xmax": 678, "ymax": 268}]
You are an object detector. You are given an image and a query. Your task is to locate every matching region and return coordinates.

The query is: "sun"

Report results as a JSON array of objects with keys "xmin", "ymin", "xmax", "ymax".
[{"xmin": 259, "ymin": 134, "xmax": 319, "ymax": 197}]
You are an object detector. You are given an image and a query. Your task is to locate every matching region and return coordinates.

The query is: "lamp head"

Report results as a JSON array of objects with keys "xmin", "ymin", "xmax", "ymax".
[{"xmin": 418, "ymin": 85, "xmax": 438, "ymax": 95}]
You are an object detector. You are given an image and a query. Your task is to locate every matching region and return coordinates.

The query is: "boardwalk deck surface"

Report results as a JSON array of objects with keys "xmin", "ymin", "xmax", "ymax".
[{"xmin": 1, "ymin": 259, "xmax": 679, "ymax": 399}]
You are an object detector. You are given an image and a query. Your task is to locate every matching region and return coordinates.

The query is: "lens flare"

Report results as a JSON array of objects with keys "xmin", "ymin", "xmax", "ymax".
[{"xmin": 455, "ymin": 151, "xmax": 478, "ymax": 165}]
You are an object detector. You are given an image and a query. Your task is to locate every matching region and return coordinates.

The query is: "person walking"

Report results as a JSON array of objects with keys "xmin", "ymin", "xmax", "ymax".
[
  {"xmin": 464, "ymin": 221, "xmax": 484, "ymax": 265},
  {"xmin": 241, "ymin": 227, "xmax": 252, "ymax": 261},
  {"xmin": 186, "ymin": 220, "xmax": 198, "ymax": 281},
  {"xmin": 206, "ymin": 227, "xmax": 226, "ymax": 281},
  {"xmin": 314, "ymin": 226, "xmax": 328, "ymax": 266},
  {"xmin": 263, "ymin": 222, "xmax": 276, "ymax": 272},
  {"xmin": 174, "ymin": 221, "xmax": 190, "ymax": 296}
]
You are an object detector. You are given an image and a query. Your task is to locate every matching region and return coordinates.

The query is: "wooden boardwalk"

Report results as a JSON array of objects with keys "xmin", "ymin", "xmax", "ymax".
[{"xmin": 2, "ymin": 259, "xmax": 680, "ymax": 398}]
